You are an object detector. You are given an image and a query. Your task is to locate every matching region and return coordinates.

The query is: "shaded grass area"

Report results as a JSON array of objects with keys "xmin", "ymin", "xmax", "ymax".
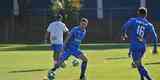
[
  {"xmin": 1, "ymin": 43, "xmax": 159, "ymax": 51},
  {"xmin": 0, "ymin": 43, "xmax": 130, "ymax": 51}
]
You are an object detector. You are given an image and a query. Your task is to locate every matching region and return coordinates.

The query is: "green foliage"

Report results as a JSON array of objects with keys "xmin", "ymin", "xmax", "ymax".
[
  {"xmin": 63, "ymin": 0, "xmax": 80, "ymax": 24},
  {"xmin": 49, "ymin": 0, "xmax": 63, "ymax": 16},
  {"xmin": 49, "ymin": 0, "xmax": 80, "ymax": 25}
]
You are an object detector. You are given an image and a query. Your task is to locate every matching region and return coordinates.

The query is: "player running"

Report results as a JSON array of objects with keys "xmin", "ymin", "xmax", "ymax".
[
  {"xmin": 121, "ymin": 7, "xmax": 158, "ymax": 80},
  {"xmin": 48, "ymin": 18, "xmax": 88, "ymax": 80},
  {"xmin": 44, "ymin": 15, "xmax": 69, "ymax": 71}
]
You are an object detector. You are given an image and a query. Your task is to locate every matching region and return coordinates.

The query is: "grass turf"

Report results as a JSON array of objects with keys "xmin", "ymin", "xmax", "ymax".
[{"xmin": 0, "ymin": 44, "xmax": 160, "ymax": 80}]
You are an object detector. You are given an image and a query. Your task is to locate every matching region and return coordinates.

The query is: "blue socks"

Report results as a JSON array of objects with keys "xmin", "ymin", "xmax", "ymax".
[
  {"xmin": 80, "ymin": 61, "xmax": 87, "ymax": 78},
  {"xmin": 137, "ymin": 65, "xmax": 152, "ymax": 80}
]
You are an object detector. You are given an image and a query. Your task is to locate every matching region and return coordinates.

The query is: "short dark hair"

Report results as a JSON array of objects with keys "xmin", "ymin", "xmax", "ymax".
[
  {"xmin": 80, "ymin": 18, "xmax": 88, "ymax": 23},
  {"xmin": 138, "ymin": 7, "xmax": 147, "ymax": 16}
]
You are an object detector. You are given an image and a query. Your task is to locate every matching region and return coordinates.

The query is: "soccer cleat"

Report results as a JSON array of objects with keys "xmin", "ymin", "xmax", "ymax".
[
  {"xmin": 80, "ymin": 75, "xmax": 87, "ymax": 80},
  {"xmin": 48, "ymin": 70, "xmax": 55, "ymax": 80},
  {"xmin": 60, "ymin": 62, "xmax": 66, "ymax": 68},
  {"xmin": 131, "ymin": 62, "xmax": 136, "ymax": 68},
  {"xmin": 140, "ymin": 77, "xmax": 144, "ymax": 80}
]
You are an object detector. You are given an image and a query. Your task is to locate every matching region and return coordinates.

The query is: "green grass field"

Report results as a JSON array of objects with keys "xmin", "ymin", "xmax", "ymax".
[{"xmin": 0, "ymin": 44, "xmax": 160, "ymax": 80}]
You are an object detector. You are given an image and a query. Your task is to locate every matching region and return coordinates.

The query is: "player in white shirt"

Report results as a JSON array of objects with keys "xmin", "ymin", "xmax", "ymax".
[{"xmin": 44, "ymin": 15, "xmax": 69, "ymax": 70}]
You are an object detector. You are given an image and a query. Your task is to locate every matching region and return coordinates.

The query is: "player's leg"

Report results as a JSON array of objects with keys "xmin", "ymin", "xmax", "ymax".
[
  {"xmin": 135, "ymin": 60, "xmax": 152, "ymax": 80},
  {"xmin": 129, "ymin": 49, "xmax": 136, "ymax": 68},
  {"xmin": 48, "ymin": 44, "xmax": 63, "ymax": 80},
  {"xmin": 53, "ymin": 51, "xmax": 59, "ymax": 67},
  {"xmin": 79, "ymin": 54, "xmax": 88, "ymax": 80},
  {"xmin": 48, "ymin": 49, "xmax": 70, "ymax": 80},
  {"xmin": 132, "ymin": 48, "xmax": 152, "ymax": 80},
  {"xmin": 72, "ymin": 50, "xmax": 88, "ymax": 80},
  {"xmin": 141, "ymin": 48, "xmax": 152, "ymax": 80},
  {"xmin": 134, "ymin": 59, "xmax": 145, "ymax": 80},
  {"xmin": 132, "ymin": 49, "xmax": 144, "ymax": 80},
  {"xmin": 51, "ymin": 50, "xmax": 71, "ymax": 72},
  {"xmin": 51, "ymin": 44, "xmax": 62, "ymax": 67},
  {"xmin": 139, "ymin": 48, "xmax": 152, "ymax": 80}
]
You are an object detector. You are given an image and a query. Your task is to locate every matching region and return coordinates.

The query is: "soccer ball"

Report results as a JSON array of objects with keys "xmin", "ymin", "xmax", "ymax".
[
  {"xmin": 48, "ymin": 70, "xmax": 55, "ymax": 80},
  {"xmin": 72, "ymin": 60, "xmax": 79, "ymax": 67}
]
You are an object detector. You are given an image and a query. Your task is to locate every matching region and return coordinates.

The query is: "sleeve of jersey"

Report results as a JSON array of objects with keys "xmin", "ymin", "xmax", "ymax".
[
  {"xmin": 121, "ymin": 18, "xmax": 134, "ymax": 36},
  {"xmin": 47, "ymin": 24, "xmax": 52, "ymax": 32},
  {"xmin": 122, "ymin": 18, "xmax": 134, "ymax": 33},
  {"xmin": 149, "ymin": 24, "xmax": 158, "ymax": 45}
]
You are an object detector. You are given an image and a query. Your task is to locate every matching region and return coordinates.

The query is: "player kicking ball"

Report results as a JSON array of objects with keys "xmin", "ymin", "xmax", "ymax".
[
  {"xmin": 44, "ymin": 14, "xmax": 69, "ymax": 80},
  {"xmin": 48, "ymin": 18, "xmax": 88, "ymax": 80},
  {"xmin": 121, "ymin": 7, "xmax": 158, "ymax": 80}
]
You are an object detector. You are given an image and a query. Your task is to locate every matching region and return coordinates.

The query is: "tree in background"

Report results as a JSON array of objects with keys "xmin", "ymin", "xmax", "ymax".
[
  {"xmin": 49, "ymin": 0, "xmax": 81, "ymax": 25},
  {"xmin": 50, "ymin": 0, "xmax": 63, "ymax": 15}
]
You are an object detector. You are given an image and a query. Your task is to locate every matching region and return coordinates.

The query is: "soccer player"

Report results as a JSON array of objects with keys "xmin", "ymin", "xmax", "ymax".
[
  {"xmin": 121, "ymin": 7, "xmax": 158, "ymax": 80},
  {"xmin": 48, "ymin": 18, "xmax": 88, "ymax": 80},
  {"xmin": 128, "ymin": 48, "xmax": 136, "ymax": 68},
  {"xmin": 44, "ymin": 14, "xmax": 69, "ymax": 71}
]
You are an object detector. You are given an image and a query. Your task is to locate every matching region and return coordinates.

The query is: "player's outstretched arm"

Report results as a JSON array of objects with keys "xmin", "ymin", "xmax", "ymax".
[
  {"xmin": 121, "ymin": 18, "xmax": 134, "ymax": 40},
  {"xmin": 150, "ymin": 24, "xmax": 158, "ymax": 54}
]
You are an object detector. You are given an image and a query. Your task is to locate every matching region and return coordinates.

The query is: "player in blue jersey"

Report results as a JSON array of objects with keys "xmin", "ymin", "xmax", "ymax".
[
  {"xmin": 121, "ymin": 7, "xmax": 158, "ymax": 80},
  {"xmin": 48, "ymin": 18, "xmax": 88, "ymax": 80}
]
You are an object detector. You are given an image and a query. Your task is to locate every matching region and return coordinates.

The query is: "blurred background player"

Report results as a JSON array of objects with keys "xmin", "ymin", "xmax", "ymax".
[
  {"xmin": 121, "ymin": 7, "xmax": 158, "ymax": 80},
  {"xmin": 48, "ymin": 18, "xmax": 88, "ymax": 80},
  {"xmin": 44, "ymin": 14, "xmax": 69, "ymax": 78}
]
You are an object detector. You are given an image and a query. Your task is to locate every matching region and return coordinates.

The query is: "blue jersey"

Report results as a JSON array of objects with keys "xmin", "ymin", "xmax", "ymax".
[
  {"xmin": 59, "ymin": 26, "xmax": 86, "ymax": 62},
  {"xmin": 66, "ymin": 26, "xmax": 86, "ymax": 49},
  {"xmin": 122, "ymin": 17, "xmax": 158, "ymax": 49}
]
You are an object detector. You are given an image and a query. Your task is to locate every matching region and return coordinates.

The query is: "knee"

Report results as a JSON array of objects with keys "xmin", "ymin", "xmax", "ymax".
[
  {"xmin": 82, "ymin": 57, "xmax": 88, "ymax": 63},
  {"xmin": 134, "ymin": 60, "xmax": 142, "ymax": 68},
  {"xmin": 79, "ymin": 54, "xmax": 88, "ymax": 63},
  {"xmin": 53, "ymin": 52, "xmax": 60, "ymax": 58}
]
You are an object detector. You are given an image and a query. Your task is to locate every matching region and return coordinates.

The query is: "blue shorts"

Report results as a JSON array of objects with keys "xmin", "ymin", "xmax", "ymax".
[
  {"xmin": 59, "ymin": 48, "xmax": 82, "ymax": 61},
  {"xmin": 51, "ymin": 44, "xmax": 63, "ymax": 53},
  {"xmin": 131, "ymin": 47, "xmax": 146, "ymax": 61}
]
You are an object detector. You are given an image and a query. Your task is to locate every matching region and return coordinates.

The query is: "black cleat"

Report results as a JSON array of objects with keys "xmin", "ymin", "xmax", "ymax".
[
  {"xmin": 131, "ymin": 62, "xmax": 136, "ymax": 68},
  {"xmin": 80, "ymin": 75, "xmax": 87, "ymax": 80},
  {"xmin": 60, "ymin": 62, "xmax": 66, "ymax": 68}
]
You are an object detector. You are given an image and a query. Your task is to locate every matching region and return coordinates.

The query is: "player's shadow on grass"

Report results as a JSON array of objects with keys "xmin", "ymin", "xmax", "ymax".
[
  {"xmin": 1, "ymin": 43, "xmax": 158, "ymax": 51},
  {"xmin": 8, "ymin": 68, "xmax": 47, "ymax": 73},
  {"xmin": 0, "ymin": 43, "xmax": 130, "ymax": 51},
  {"xmin": 104, "ymin": 56, "xmax": 129, "ymax": 60},
  {"xmin": 145, "ymin": 62, "xmax": 160, "ymax": 65}
]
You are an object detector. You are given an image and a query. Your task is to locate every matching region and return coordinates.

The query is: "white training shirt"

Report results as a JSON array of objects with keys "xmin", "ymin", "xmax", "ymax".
[{"xmin": 47, "ymin": 21, "xmax": 68, "ymax": 44}]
